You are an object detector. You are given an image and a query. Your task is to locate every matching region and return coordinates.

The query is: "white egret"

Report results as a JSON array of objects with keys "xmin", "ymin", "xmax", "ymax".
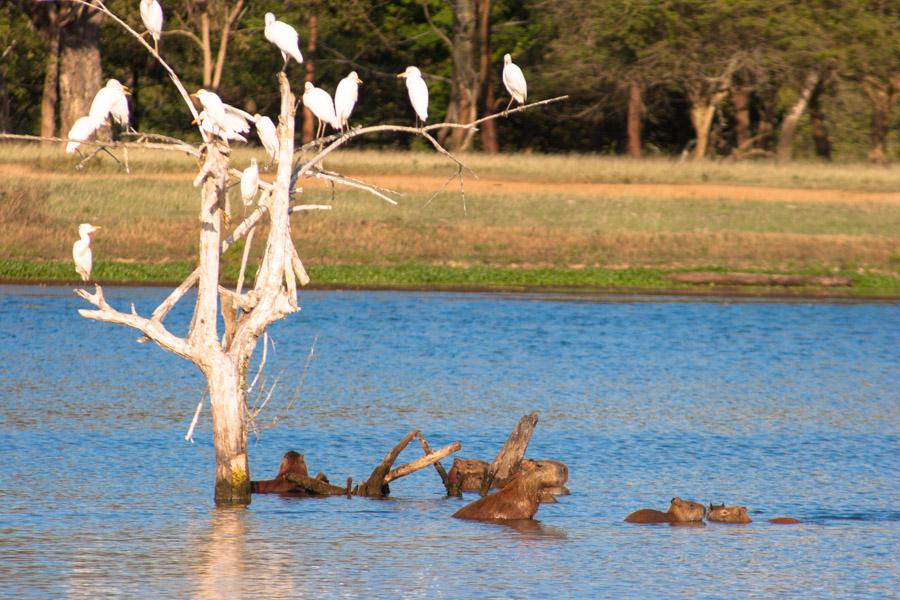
[
  {"xmin": 302, "ymin": 81, "xmax": 339, "ymax": 139},
  {"xmin": 254, "ymin": 114, "xmax": 279, "ymax": 163},
  {"xmin": 502, "ymin": 53, "xmax": 527, "ymax": 113},
  {"xmin": 195, "ymin": 110, "xmax": 248, "ymax": 142},
  {"xmin": 264, "ymin": 13, "xmax": 303, "ymax": 68},
  {"xmin": 72, "ymin": 223, "xmax": 101, "ymax": 282},
  {"xmin": 140, "ymin": 0, "xmax": 163, "ymax": 53},
  {"xmin": 89, "ymin": 79, "xmax": 130, "ymax": 127},
  {"xmin": 240, "ymin": 159, "xmax": 259, "ymax": 206},
  {"xmin": 66, "ymin": 116, "xmax": 102, "ymax": 154},
  {"xmin": 397, "ymin": 66, "xmax": 428, "ymax": 128},
  {"xmin": 334, "ymin": 71, "xmax": 363, "ymax": 133}
]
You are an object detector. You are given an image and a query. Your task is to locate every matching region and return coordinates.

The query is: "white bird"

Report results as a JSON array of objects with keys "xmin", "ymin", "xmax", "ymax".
[
  {"xmin": 502, "ymin": 53, "xmax": 527, "ymax": 113},
  {"xmin": 72, "ymin": 223, "xmax": 101, "ymax": 282},
  {"xmin": 334, "ymin": 71, "xmax": 363, "ymax": 133},
  {"xmin": 195, "ymin": 111, "xmax": 248, "ymax": 142},
  {"xmin": 397, "ymin": 66, "xmax": 428, "ymax": 127},
  {"xmin": 302, "ymin": 81, "xmax": 339, "ymax": 139},
  {"xmin": 65, "ymin": 115, "xmax": 103, "ymax": 154},
  {"xmin": 89, "ymin": 79, "xmax": 130, "ymax": 127},
  {"xmin": 240, "ymin": 159, "xmax": 259, "ymax": 206},
  {"xmin": 264, "ymin": 13, "xmax": 303, "ymax": 68},
  {"xmin": 254, "ymin": 114, "xmax": 279, "ymax": 164},
  {"xmin": 140, "ymin": 0, "xmax": 163, "ymax": 53}
]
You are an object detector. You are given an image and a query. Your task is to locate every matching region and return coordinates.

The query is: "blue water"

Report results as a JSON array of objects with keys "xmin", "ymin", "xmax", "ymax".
[{"xmin": 0, "ymin": 286, "xmax": 898, "ymax": 599}]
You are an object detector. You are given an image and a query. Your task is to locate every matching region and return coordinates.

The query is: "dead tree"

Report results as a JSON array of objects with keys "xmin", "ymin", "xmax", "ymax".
[
  {"xmin": 479, "ymin": 412, "xmax": 538, "ymax": 496},
  {"xmin": 4, "ymin": 1, "xmax": 566, "ymax": 507}
]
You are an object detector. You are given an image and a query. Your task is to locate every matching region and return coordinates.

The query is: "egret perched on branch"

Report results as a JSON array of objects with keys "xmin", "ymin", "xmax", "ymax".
[
  {"xmin": 73, "ymin": 223, "xmax": 101, "ymax": 282},
  {"xmin": 264, "ymin": 13, "xmax": 303, "ymax": 68},
  {"xmin": 397, "ymin": 66, "xmax": 428, "ymax": 128},
  {"xmin": 89, "ymin": 79, "xmax": 130, "ymax": 127},
  {"xmin": 241, "ymin": 159, "xmax": 259, "ymax": 206},
  {"xmin": 302, "ymin": 82, "xmax": 339, "ymax": 139},
  {"xmin": 195, "ymin": 111, "xmax": 247, "ymax": 142},
  {"xmin": 191, "ymin": 89, "xmax": 227, "ymax": 129},
  {"xmin": 254, "ymin": 114, "xmax": 279, "ymax": 164},
  {"xmin": 502, "ymin": 53, "xmax": 527, "ymax": 114},
  {"xmin": 334, "ymin": 71, "xmax": 363, "ymax": 133},
  {"xmin": 66, "ymin": 116, "xmax": 103, "ymax": 154},
  {"xmin": 140, "ymin": 0, "xmax": 163, "ymax": 53},
  {"xmin": 192, "ymin": 89, "xmax": 254, "ymax": 142}
]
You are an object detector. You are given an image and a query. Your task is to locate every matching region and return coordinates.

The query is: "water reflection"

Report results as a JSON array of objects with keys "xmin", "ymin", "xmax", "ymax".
[{"xmin": 192, "ymin": 508, "xmax": 251, "ymax": 600}]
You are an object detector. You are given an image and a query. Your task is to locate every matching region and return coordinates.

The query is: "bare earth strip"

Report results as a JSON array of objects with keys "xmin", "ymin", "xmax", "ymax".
[{"xmin": 2, "ymin": 163, "xmax": 898, "ymax": 205}]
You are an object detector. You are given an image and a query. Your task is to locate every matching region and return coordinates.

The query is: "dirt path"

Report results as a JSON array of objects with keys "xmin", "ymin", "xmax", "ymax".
[{"xmin": 3, "ymin": 162, "xmax": 898, "ymax": 204}]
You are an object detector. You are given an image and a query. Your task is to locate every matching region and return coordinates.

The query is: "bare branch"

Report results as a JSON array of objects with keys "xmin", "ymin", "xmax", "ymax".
[
  {"xmin": 311, "ymin": 168, "xmax": 399, "ymax": 205},
  {"xmin": 419, "ymin": 0, "xmax": 453, "ymax": 50},
  {"xmin": 0, "ymin": 132, "xmax": 199, "ymax": 157},
  {"xmin": 160, "ymin": 28, "xmax": 204, "ymax": 48}
]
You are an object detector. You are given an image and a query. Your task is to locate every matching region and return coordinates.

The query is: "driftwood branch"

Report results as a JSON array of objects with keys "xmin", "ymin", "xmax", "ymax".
[
  {"xmin": 384, "ymin": 440, "xmax": 460, "ymax": 483},
  {"xmin": 417, "ymin": 432, "xmax": 452, "ymax": 492},
  {"xmin": 283, "ymin": 473, "xmax": 349, "ymax": 496},
  {"xmin": 479, "ymin": 412, "xmax": 539, "ymax": 496},
  {"xmin": 356, "ymin": 429, "xmax": 420, "ymax": 497}
]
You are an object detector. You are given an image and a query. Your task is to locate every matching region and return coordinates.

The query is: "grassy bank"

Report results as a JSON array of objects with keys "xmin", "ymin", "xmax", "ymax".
[{"xmin": 1, "ymin": 144, "xmax": 898, "ymax": 297}]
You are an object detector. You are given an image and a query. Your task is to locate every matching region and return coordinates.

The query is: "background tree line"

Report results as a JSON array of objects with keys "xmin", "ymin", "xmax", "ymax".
[{"xmin": 1, "ymin": 0, "xmax": 897, "ymax": 160}]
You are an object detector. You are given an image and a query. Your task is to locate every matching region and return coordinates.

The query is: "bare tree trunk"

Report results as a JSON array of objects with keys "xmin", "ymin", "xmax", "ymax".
[
  {"xmin": 626, "ymin": 78, "xmax": 643, "ymax": 158},
  {"xmin": 199, "ymin": 6, "xmax": 212, "ymax": 88},
  {"xmin": 861, "ymin": 75, "xmax": 897, "ymax": 164},
  {"xmin": 58, "ymin": 7, "xmax": 102, "ymax": 136},
  {"xmin": 777, "ymin": 68, "xmax": 820, "ymax": 162},
  {"xmin": 446, "ymin": 0, "xmax": 478, "ymax": 151},
  {"xmin": 688, "ymin": 102, "xmax": 716, "ymax": 160},
  {"xmin": 477, "ymin": 0, "xmax": 498, "ymax": 154},
  {"xmin": 211, "ymin": 0, "xmax": 244, "ymax": 91},
  {"xmin": 302, "ymin": 11, "xmax": 318, "ymax": 144},
  {"xmin": 40, "ymin": 9, "xmax": 61, "ymax": 140},
  {"xmin": 207, "ymin": 354, "xmax": 250, "ymax": 504},
  {"xmin": 731, "ymin": 84, "xmax": 752, "ymax": 153},
  {"xmin": 809, "ymin": 79, "xmax": 831, "ymax": 161}
]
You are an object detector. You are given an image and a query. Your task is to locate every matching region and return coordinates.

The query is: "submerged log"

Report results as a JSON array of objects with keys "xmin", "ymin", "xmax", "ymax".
[
  {"xmin": 283, "ymin": 472, "xmax": 349, "ymax": 496},
  {"xmin": 667, "ymin": 272, "xmax": 852, "ymax": 287},
  {"xmin": 417, "ymin": 432, "xmax": 453, "ymax": 494},
  {"xmin": 357, "ymin": 430, "xmax": 462, "ymax": 497},
  {"xmin": 479, "ymin": 412, "xmax": 539, "ymax": 496}
]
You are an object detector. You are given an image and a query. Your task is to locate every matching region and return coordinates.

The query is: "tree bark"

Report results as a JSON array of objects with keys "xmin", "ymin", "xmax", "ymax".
[
  {"xmin": 58, "ymin": 7, "xmax": 102, "ymax": 136},
  {"xmin": 688, "ymin": 102, "xmax": 716, "ymax": 160},
  {"xmin": 302, "ymin": 11, "xmax": 318, "ymax": 144},
  {"xmin": 39, "ymin": 8, "xmax": 61, "ymax": 140},
  {"xmin": 477, "ymin": 0, "xmax": 498, "ymax": 154},
  {"xmin": 626, "ymin": 79, "xmax": 643, "ymax": 158},
  {"xmin": 809, "ymin": 79, "xmax": 831, "ymax": 161},
  {"xmin": 207, "ymin": 354, "xmax": 250, "ymax": 504},
  {"xmin": 479, "ymin": 412, "xmax": 538, "ymax": 496},
  {"xmin": 446, "ymin": 0, "xmax": 479, "ymax": 151},
  {"xmin": 776, "ymin": 68, "xmax": 820, "ymax": 162},
  {"xmin": 199, "ymin": 5, "xmax": 212, "ymax": 88},
  {"xmin": 861, "ymin": 75, "xmax": 897, "ymax": 164}
]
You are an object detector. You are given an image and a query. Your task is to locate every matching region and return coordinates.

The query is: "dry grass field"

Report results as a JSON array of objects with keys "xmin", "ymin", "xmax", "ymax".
[{"xmin": 1, "ymin": 143, "xmax": 898, "ymax": 293}]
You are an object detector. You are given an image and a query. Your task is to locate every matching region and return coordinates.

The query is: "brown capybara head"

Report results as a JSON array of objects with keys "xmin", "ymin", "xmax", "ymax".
[
  {"xmin": 668, "ymin": 497, "xmax": 707, "ymax": 522},
  {"xmin": 515, "ymin": 459, "xmax": 569, "ymax": 490},
  {"xmin": 707, "ymin": 504, "xmax": 752, "ymax": 524},
  {"xmin": 275, "ymin": 451, "xmax": 309, "ymax": 479},
  {"xmin": 447, "ymin": 458, "xmax": 489, "ymax": 491},
  {"xmin": 520, "ymin": 459, "xmax": 568, "ymax": 488}
]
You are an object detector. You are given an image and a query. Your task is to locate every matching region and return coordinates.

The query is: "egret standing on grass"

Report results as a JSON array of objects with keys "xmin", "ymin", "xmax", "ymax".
[
  {"xmin": 264, "ymin": 13, "xmax": 303, "ymax": 69},
  {"xmin": 140, "ymin": 0, "xmax": 163, "ymax": 53},
  {"xmin": 502, "ymin": 53, "xmax": 527, "ymax": 114},
  {"xmin": 254, "ymin": 114, "xmax": 279, "ymax": 164},
  {"xmin": 73, "ymin": 223, "xmax": 101, "ymax": 282},
  {"xmin": 302, "ymin": 82, "xmax": 339, "ymax": 139},
  {"xmin": 398, "ymin": 66, "xmax": 428, "ymax": 128},
  {"xmin": 334, "ymin": 71, "xmax": 363, "ymax": 133},
  {"xmin": 241, "ymin": 159, "xmax": 259, "ymax": 206},
  {"xmin": 89, "ymin": 79, "xmax": 130, "ymax": 127},
  {"xmin": 66, "ymin": 116, "xmax": 103, "ymax": 154}
]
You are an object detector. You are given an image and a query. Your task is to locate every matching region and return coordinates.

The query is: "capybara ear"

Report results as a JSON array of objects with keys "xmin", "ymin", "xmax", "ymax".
[{"xmin": 671, "ymin": 497, "xmax": 680, "ymax": 504}]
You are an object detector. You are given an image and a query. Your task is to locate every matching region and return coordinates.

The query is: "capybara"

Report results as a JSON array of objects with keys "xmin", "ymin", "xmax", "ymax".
[
  {"xmin": 447, "ymin": 457, "xmax": 570, "ymax": 501},
  {"xmin": 624, "ymin": 497, "xmax": 707, "ymax": 524},
  {"xmin": 768, "ymin": 517, "xmax": 801, "ymax": 524},
  {"xmin": 707, "ymin": 504, "xmax": 752, "ymax": 524},
  {"xmin": 250, "ymin": 450, "xmax": 309, "ymax": 494},
  {"xmin": 452, "ymin": 459, "xmax": 568, "ymax": 521}
]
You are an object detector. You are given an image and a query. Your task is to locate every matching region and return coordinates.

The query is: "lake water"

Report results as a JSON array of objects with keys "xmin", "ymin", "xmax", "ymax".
[{"xmin": 0, "ymin": 285, "xmax": 898, "ymax": 599}]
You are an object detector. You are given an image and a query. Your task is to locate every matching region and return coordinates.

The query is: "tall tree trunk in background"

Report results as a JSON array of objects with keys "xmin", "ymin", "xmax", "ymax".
[
  {"xmin": 302, "ymin": 10, "xmax": 318, "ymax": 144},
  {"xmin": 809, "ymin": 79, "xmax": 831, "ymax": 160},
  {"xmin": 198, "ymin": 2, "xmax": 212, "ymax": 87},
  {"xmin": 477, "ymin": 0, "xmax": 498, "ymax": 154},
  {"xmin": 39, "ymin": 8, "xmax": 61, "ymax": 140},
  {"xmin": 58, "ymin": 7, "xmax": 101, "ymax": 136},
  {"xmin": 776, "ymin": 68, "xmax": 820, "ymax": 162},
  {"xmin": 626, "ymin": 78, "xmax": 643, "ymax": 158},
  {"xmin": 211, "ymin": 0, "xmax": 244, "ymax": 91},
  {"xmin": 860, "ymin": 75, "xmax": 897, "ymax": 164},
  {"xmin": 685, "ymin": 57, "xmax": 737, "ymax": 160},
  {"xmin": 446, "ymin": 0, "xmax": 479, "ymax": 151},
  {"xmin": 731, "ymin": 84, "xmax": 752, "ymax": 154}
]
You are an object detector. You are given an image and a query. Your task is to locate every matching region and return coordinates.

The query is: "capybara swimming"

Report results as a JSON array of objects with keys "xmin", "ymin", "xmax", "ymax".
[
  {"xmin": 447, "ymin": 457, "xmax": 570, "ymax": 501},
  {"xmin": 250, "ymin": 450, "xmax": 309, "ymax": 494},
  {"xmin": 452, "ymin": 459, "xmax": 568, "ymax": 521},
  {"xmin": 624, "ymin": 497, "xmax": 707, "ymax": 524},
  {"xmin": 768, "ymin": 517, "xmax": 801, "ymax": 524},
  {"xmin": 707, "ymin": 504, "xmax": 752, "ymax": 524}
]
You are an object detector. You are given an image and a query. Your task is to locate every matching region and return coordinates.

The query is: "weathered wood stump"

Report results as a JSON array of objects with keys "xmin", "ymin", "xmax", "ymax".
[{"xmin": 479, "ymin": 412, "xmax": 539, "ymax": 496}]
